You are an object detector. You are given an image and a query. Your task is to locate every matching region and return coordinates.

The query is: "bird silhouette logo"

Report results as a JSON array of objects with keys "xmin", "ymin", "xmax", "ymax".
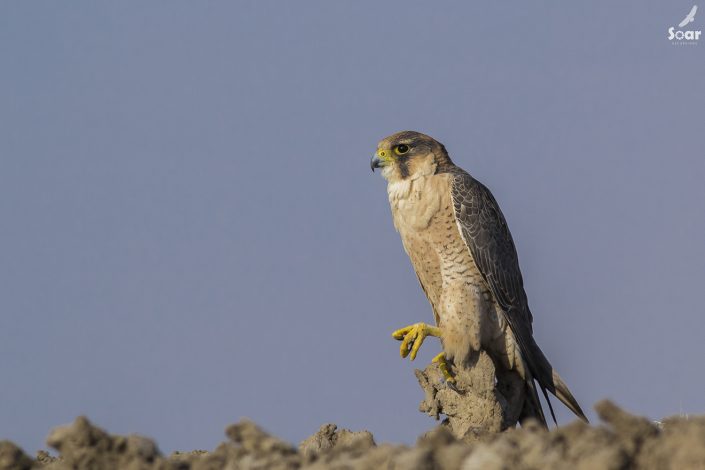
[{"xmin": 678, "ymin": 5, "xmax": 698, "ymax": 28}]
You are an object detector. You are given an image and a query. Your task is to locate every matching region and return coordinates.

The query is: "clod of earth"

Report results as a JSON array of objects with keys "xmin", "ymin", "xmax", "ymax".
[{"xmin": 2, "ymin": 399, "xmax": 705, "ymax": 469}]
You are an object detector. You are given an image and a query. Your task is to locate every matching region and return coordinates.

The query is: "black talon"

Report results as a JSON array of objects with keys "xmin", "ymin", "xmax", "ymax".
[{"xmin": 446, "ymin": 380, "xmax": 459, "ymax": 393}]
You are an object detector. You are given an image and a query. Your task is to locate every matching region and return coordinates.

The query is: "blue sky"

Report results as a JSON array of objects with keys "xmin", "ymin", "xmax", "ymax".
[{"xmin": 1, "ymin": 1, "xmax": 704, "ymax": 453}]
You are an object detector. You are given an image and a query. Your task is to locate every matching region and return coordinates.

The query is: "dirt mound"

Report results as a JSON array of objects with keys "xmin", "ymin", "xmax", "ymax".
[{"xmin": 1, "ymin": 401, "xmax": 704, "ymax": 469}]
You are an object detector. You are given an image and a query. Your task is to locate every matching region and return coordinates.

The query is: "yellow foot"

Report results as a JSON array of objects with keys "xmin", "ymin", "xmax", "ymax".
[
  {"xmin": 391, "ymin": 323, "xmax": 442, "ymax": 361},
  {"xmin": 432, "ymin": 352, "xmax": 456, "ymax": 387}
]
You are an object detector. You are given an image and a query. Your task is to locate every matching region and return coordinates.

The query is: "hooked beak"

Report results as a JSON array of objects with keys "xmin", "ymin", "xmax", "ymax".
[{"xmin": 370, "ymin": 154, "xmax": 384, "ymax": 172}]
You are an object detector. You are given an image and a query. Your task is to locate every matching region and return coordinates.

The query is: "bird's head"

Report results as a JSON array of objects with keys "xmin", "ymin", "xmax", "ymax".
[{"xmin": 371, "ymin": 131, "xmax": 453, "ymax": 182}]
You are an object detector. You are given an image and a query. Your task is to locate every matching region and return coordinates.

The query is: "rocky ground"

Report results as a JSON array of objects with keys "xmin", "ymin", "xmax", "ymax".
[
  {"xmin": 2, "ymin": 358, "xmax": 704, "ymax": 470},
  {"xmin": 2, "ymin": 399, "xmax": 704, "ymax": 470}
]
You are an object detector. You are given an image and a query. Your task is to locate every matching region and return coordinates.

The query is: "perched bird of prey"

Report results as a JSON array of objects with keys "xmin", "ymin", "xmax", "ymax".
[
  {"xmin": 371, "ymin": 131, "xmax": 587, "ymax": 426},
  {"xmin": 679, "ymin": 5, "xmax": 697, "ymax": 28}
]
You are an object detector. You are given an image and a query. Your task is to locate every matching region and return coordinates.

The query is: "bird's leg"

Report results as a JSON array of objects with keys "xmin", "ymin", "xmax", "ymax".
[
  {"xmin": 391, "ymin": 323, "xmax": 442, "ymax": 361},
  {"xmin": 432, "ymin": 352, "xmax": 456, "ymax": 386}
]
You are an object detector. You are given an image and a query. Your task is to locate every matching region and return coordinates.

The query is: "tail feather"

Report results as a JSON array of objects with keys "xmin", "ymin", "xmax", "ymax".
[
  {"xmin": 539, "ymin": 385, "xmax": 558, "ymax": 425},
  {"xmin": 523, "ymin": 371, "xmax": 548, "ymax": 428},
  {"xmin": 516, "ymin": 331, "xmax": 589, "ymax": 424},
  {"xmin": 551, "ymin": 369, "xmax": 588, "ymax": 422},
  {"xmin": 525, "ymin": 339, "xmax": 589, "ymax": 424},
  {"xmin": 501, "ymin": 308, "xmax": 588, "ymax": 425}
]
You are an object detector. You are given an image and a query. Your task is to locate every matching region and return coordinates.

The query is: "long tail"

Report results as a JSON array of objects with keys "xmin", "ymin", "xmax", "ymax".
[
  {"xmin": 550, "ymin": 368, "xmax": 587, "ymax": 421},
  {"xmin": 525, "ymin": 335, "xmax": 588, "ymax": 424},
  {"xmin": 502, "ymin": 307, "xmax": 588, "ymax": 425}
]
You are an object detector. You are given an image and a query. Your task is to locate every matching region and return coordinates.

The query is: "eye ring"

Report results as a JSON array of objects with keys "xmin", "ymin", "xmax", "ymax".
[{"xmin": 394, "ymin": 144, "xmax": 410, "ymax": 155}]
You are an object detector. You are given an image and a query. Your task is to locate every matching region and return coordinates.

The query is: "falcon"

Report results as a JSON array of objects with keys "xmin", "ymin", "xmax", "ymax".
[{"xmin": 371, "ymin": 131, "xmax": 587, "ymax": 425}]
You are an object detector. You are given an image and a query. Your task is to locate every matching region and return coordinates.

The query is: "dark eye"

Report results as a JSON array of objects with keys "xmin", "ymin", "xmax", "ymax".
[{"xmin": 394, "ymin": 144, "xmax": 410, "ymax": 155}]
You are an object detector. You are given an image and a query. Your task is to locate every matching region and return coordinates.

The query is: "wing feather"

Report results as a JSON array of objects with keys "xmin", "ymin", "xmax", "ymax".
[{"xmin": 448, "ymin": 168, "xmax": 587, "ymax": 424}]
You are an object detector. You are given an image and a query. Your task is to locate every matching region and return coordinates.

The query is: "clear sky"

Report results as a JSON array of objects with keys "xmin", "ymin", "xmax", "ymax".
[{"xmin": 1, "ymin": 0, "xmax": 704, "ymax": 454}]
